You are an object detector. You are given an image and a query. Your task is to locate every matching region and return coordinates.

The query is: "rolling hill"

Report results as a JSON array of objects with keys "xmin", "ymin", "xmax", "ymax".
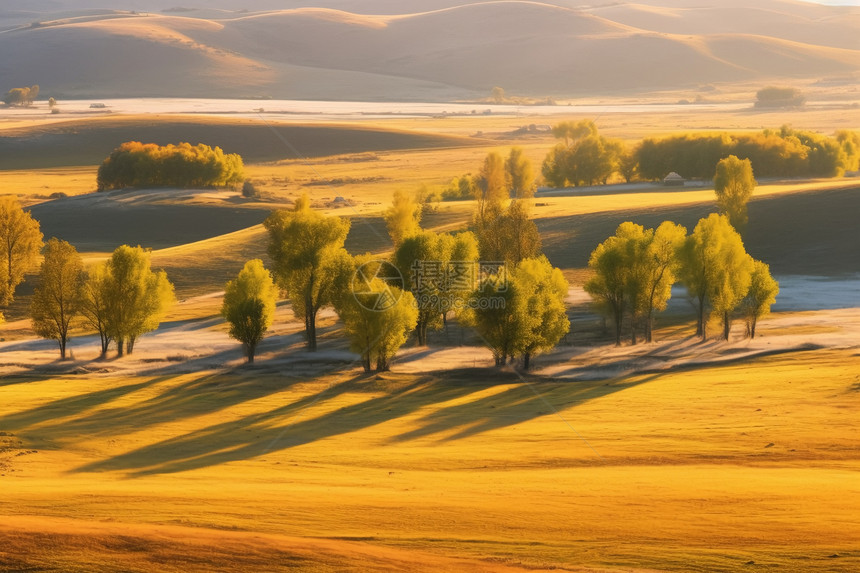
[{"xmin": 0, "ymin": 1, "xmax": 857, "ymax": 100}]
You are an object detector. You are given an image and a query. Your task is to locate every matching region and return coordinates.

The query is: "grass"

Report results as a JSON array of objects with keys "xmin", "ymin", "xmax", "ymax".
[
  {"xmin": 2, "ymin": 110, "xmax": 859, "ymax": 571},
  {"xmin": 1, "ymin": 350, "xmax": 858, "ymax": 571}
]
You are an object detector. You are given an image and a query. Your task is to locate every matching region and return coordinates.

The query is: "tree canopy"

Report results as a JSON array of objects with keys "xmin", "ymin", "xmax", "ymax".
[
  {"xmin": 222, "ymin": 259, "xmax": 278, "ymax": 363},
  {"xmin": 3, "ymin": 85, "xmax": 39, "ymax": 107},
  {"xmin": 741, "ymin": 260, "xmax": 779, "ymax": 339},
  {"xmin": 384, "ymin": 189, "xmax": 422, "ymax": 247},
  {"xmin": 0, "ymin": 196, "xmax": 44, "ymax": 306},
  {"xmin": 264, "ymin": 195, "xmax": 351, "ymax": 351},
  {"xmin": 30, "ymin": 238, "xmax": 85, "ymax": 359},
  {"xmin": 97, "ymin": 141, "xmax": 245, "ymax": 190},
  {"xmin": 714, "ymin": 155, "xmax": 756, "ymax": 234},
  {"xmin": 676, "ymin": 214, "xmax": 754, "ymax": 340}
]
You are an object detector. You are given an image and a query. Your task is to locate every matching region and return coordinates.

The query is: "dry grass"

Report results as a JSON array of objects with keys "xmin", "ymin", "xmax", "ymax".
[{"xmin": 1, "ymin": 349, "xmax": 858, "ymax": 571}]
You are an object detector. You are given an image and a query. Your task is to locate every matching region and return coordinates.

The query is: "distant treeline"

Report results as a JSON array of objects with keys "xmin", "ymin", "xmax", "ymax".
[
  {"xmin": 637, "ymin": 127, "xmax": 858, "ymax": 181},
  {"xmin": 97, "ymin": 141, "xmax": 245, "ymax": 191}
]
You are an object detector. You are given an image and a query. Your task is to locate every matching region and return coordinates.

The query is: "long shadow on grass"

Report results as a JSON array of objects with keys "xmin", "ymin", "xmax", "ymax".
[{"xmin": 71, "ymin": 369, "xmax": 647, "ymax": 477}]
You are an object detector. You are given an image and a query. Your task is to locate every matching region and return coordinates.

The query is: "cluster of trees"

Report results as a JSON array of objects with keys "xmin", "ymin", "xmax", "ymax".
[
  {"xmin": 2, "ymin": 85, "xmax": 39, "ymax": 107},
  {"xmin": 542, "ymin": 120, "xmax": 631, "ymax": 187},
  {"xmin": 636, "ymin": 126, "xmax": 856, "ymax": 181},
  {"xmin": 0, "ymin": 199, "xmax": 175, "ymax": 358},
  {"xmin": 442, "ymin": 147, "xmax": 537, "ymax": 201},
  {"xmin": 755, "ymin": 87, "xmax": 805, "ymax": 109},
  {"xmin": 230, "ymin": 148, "xmax": 566, "ymax": 371},
  {"xmin": 97, "ymin": 141, "xmax": 245, "ymax": 191},
  {"xmin": 586, "ymin": 214, "xmax": 778, "ymax": 345},
  {"xmin": 30, "ymin": 242, "xmax": 175, "ymax": 359},
  {"xmin": 536, "ymin": 121, "xmax": 859, "ymax": 191}
]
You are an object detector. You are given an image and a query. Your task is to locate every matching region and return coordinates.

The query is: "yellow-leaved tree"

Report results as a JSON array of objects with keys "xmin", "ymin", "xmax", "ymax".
[
  {"xmin": 0, "ymin": 196, "xmax": 43, "ymax": 306},
  {"xmin": 221, "ymin": 259, "xmax": 278, "ymax": 363},
  {"xmin": 30, "ymin": 238, "xmax": 85, "ymax": 359}
]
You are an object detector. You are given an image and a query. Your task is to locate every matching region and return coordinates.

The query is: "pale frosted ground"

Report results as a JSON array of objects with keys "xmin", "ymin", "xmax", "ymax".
[{"xmin": 2, "ymin": 276, "xmax": 857, "ymax": 381}]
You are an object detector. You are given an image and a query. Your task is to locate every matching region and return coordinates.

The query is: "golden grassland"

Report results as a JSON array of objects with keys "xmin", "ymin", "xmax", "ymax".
[
  {"xmin": 1, "ymin": 108, "xmax": 859, "ymax": 571},
  {"xmin": 1, "ymin": 348, "xmax": 858, "ymax": 571}
]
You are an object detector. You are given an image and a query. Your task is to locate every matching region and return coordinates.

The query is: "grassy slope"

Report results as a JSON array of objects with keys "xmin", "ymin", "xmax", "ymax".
[{"xmin": 1, "ymin": 350, "xmax": 858, "ymax": 571}]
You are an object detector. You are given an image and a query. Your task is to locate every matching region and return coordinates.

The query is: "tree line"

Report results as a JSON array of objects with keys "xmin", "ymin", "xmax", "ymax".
[
  {"xmin": 532, "ymin": 121, "xmax": 859, "ymax": 190},
  {"xmin": 2, "ymin": 141, "xmax": 780, "ymax": 370},
  {"xmin": 97, "ymin": 141, "xmax": 245, "ymax": 191}
]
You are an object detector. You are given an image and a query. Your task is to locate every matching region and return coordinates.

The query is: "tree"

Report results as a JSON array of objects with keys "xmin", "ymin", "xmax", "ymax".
[
  {"xmin": 513, "ymin": 257, "xmax": 570, "ymax": 370},
  {"xmin": 80, "ymin": 263, "xmax": 113, "ymax": 358},
  {"xmin": 393, "ymin": 230, "xmax": 452, "ymax": 346},
  {"xmin": 2, "ymin": 85, "xmax": 38, "ymax": 107},
  {"xmin": 755, "ymin": 87, "xmax": 805, "ymax": 108},
  {"xmin": 491, "ymin": 86, "xmax": 506, "ymax": 104},
  {"xmin": 221, "ymin": 259, "xmax": 278, "ymax": 363},
  {"xmin": 714, "ymin": 155, "xmax": 756, "ymax": 234},
  {"xmin": 741, "ymin": 260, "xmax": 779, "ymax": 339},
  {"xmin": 481, "ymin": 199, "xmax": 542, "ymax": 265},
  {"xmin": 474, "ymin": 151, "xmax": 508, "ymax": 229},
  {"xmin": 464, "ymin": 273, "xmax": 521, "ymax": 366},
  {"xmin": 29, "ymin": 239, "xmax": 85, "ymax": 359},
  {"xmin": 584, "ymin": 225, "xmax": 632, "ymax": 346},
  {"xmin": 0, "ymin": 196, "xmax": 44, "ymax": 305},
  {"xmin": 101, "ymin": 245, "xmax": 175, "ymax": 356},
  {"xmin": 542, "ymin": 121, "xmax": 620, "ymax": 187},
  {"xmin": 264, "ymin": 194, "xmax": 351, "ymax": 351},
  {"xmin": 384, "ymin": 189, "xmax": 422, "ymax": 246},
  {"xmin": 48, "ymin": 97, "xmax": 57, "ymax": 108},
  {"xmin": 638, "ymin": 221, "xmax": 687, "ymax": 343},
  {"xmin": 676, "ymin": 214, "xmax": 754, "ymax": 341},
  {"xmin": 337, "ymin": 257, "xmax": 418, "ymax": 372},
  {"xmin": 618, "ymin": 148, "xmax": 639, "ymax": 183},
  {"xmin": 506, "ymin": 147, "xmax": 536, "ymax": 198}
]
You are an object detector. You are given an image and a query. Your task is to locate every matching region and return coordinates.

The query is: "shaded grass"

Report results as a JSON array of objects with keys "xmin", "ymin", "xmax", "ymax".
[{"xmin": 0, "ymin": 116, "xmax": 475, "ymax": 170}]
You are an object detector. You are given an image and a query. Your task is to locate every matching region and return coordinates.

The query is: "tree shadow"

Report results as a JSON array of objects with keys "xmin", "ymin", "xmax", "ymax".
[{"xmin": 69, "ymin": 368, "xmax": 652, "ymax": 477}]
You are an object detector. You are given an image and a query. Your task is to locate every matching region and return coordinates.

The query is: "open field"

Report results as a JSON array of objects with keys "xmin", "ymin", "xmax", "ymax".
[
  {"xmin": 1, "ymin": 105, "xmax": 859, "ymax": 571},
  {"xmin": 1, "ymin": 337, "xmax": 859, "ymax": 571}
]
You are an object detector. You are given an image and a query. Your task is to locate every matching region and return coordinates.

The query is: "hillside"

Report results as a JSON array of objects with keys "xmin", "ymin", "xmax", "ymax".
[{"xmin": 0, "ymin": 1, "xmax": 857, "ymax": 100}]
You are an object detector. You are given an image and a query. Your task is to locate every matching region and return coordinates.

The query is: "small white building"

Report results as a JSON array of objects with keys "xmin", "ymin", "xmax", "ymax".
[{"xmin": 663, "ymin": 172, "xmax": 686, "ymax": 187}]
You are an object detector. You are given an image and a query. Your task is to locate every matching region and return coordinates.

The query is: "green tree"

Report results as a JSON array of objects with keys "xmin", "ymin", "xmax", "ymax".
[
  {"xmin": 584, "ymin": 224, "xmax": 633, "ymax": 346},
  {"xmin": 337, "ymin": 257, "xmax": 418, "ymax": 372},
  {"xmin": 393, "ymin": 230, "xmax": 452, "ymax": 346},
  {"xmin": 48, "ymin": 97, "xmax": 57, "ymax": 108},
  {"xmin": 384, "ymin": 189, "xmax": 422, "ymax": 246},
  {"xmin": 506, "ymin": 147, "xmax": 536, "ymax": 198},
  {"xmin": 513, "ymin": 256, "xmax": 570, "ymax": 370},
  {"xmin": 29, "ymin": 239, "xmax": 85, "ymax": 359},
  {"xmin": 0, "ymin": 196, "xmax": 44, "ymax": 305},
  {"xmin": 836, "ymin": 130, "xmax": 860, "ymax": 172},
  {"xmin": 714, "ymin": 155, "xmax": 756, "ymax": 234},
  {"xmin": 2, "ymin": 85, "xmax": 38, "ymax": 107},
  {"xmin": 464, "ymin": 273, "xmax": 521, "ymax": 366},
  {"xmin": 741, "ymin": 260, "xmax": 779, "ymax": 339},
  {"xmin": 676, "ymin": 214, "xmax": 754, "ymax": 341},
  {"xmin": 80, "ymin": 263, "xmax": 113, "ymax": 358},
  {"xmin": 101, "ymin": 245, "xmax": 175, "ymax": 356},
  {"xmin": 221, "ymin": 259, "xmax": 278, "ymax": 363},
  {"xmin": 542, "ymin": 121, "xmax": 619, "ymax": 187},
  {"xmin": 477, "ymin": 198, "xmax": 542, "ymax": 266},
  {"xmin": 474, "ymin": 151, "xmax": 508, "ymax": 229},
  {"xmin": 264, "ymin": 194, "xmax": 351, "ymax": 351},
  {"xmin": 639, "ymin": 221, "xmax": 687, "ymax": 343}
]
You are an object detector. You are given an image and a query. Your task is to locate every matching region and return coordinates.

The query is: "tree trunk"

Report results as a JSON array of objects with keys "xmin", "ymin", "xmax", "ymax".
[
  {"xmin": 696, "ymin": 295, "xmax": 706, "ymax": 338},
  {"xmin": 362, "ymin": 355, "xmax": 372, "ymax": 373},
  {"xmin": 614, "ymin": 311, "xmax": 623, "ymax": 346},
  {"xmin": 723, "ymin": 310, "xmax": 731, "ymax": 340},
  {"xmin": 58, "ymin": 338, "xmax": 67, "ymax": 360},
  {"xmin": 646, "ymin": 312, "xmax": 654, "ymax": 343},
  {"xmin": 117, "ymin": 338, "xmax": 125, "ymax": 357},
  {"xmin": 245, "ymin": 342, "xmax": 255, "ymax": 363},
  {"xmin": 305, "ymin": 300, "xmax": 317, "ymax": 352},
  {"xmin": 630, "ymin": 316, "xmax": 638, "ymax": 345},
  {"xmin": 750, "ymin": 317, "xmax": 757, "ymax": 339},
  {"xmin": 417, "ymin": 320, "xmax": 428, "ymax": 346},
  {"xmin": 127, "ymin": 336, "xmax": 136, "ymax": 355},
  {"xmin": 523, "ymin": 352, "xmax": 531, "ymax": 371}
]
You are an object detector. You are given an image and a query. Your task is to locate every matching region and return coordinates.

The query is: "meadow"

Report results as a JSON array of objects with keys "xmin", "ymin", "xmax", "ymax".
[{"xmin": 1, "ymin": 103, "xmax": 859, "ymax": 571}]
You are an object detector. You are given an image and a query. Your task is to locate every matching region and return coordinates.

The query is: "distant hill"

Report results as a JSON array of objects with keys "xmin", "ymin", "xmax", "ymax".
[{"xmin": 1, "ymin": 1, "xmax": 857, "ymax": 101}]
